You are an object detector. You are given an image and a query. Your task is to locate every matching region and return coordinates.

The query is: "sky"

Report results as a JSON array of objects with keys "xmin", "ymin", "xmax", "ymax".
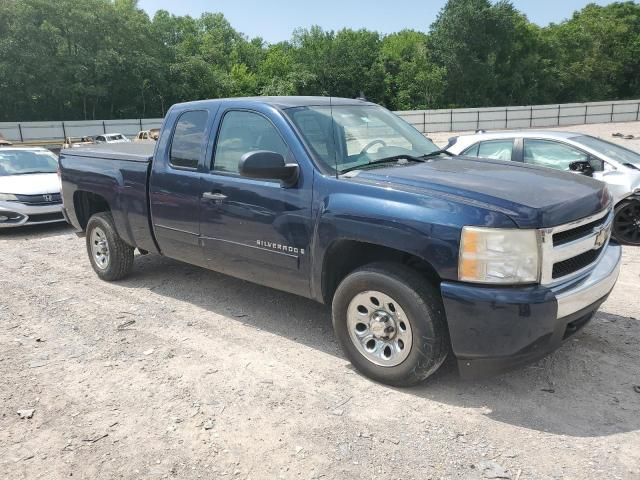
[{"xmin": 138, "ymin": 0, "xmax": 616, "ymax": 43}]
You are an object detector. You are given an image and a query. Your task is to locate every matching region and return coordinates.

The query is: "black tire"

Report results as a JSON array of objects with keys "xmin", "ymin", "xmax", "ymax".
[
  {"xmin": 613, "ymin": 199, "xmax": 640, "ymax": 246},
  {"xmin": 331, "ymin": 262, "xmax": 449, "ymax": 387},
  {"xmin": 85, "ymin": 212, "xmax": 134, "ymax": 281}
]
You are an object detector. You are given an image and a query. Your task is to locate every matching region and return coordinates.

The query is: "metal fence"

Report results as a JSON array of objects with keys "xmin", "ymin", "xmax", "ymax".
[
  {"xmin": 0, "ymin": 118, "xmax": 164, "ymax": 144},
  {"xmin": 2, "ymin": 99, "xmax": 640, "ymax": 144},
  {"xmin": 396, "ymin": 99, "xmax": 640, "ymax": 133}
]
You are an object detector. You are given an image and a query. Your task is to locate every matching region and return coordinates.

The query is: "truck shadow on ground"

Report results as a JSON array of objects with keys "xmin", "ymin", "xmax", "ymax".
[{"xmin": 121, "ymin": 253, "xmax": 640, "ymax": 439}]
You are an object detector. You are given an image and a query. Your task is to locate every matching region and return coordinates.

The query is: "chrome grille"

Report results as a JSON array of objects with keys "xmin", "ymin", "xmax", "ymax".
[
  {"xmin": 13, "ymin": 193, "xmax": 62, "ymax": 205},
  {"xmin": 539, "ymin": 208, "xmax": 613, "ymax": 285},
  {"xmin": 552, "ymin": 214, "xmax": 608, "ymax": 247}
]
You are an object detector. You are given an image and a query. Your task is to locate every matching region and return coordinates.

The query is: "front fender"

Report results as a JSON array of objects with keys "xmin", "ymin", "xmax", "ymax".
[{"xmin": 309, "ymin": 183, "xmax": 517, "ymax": 301}]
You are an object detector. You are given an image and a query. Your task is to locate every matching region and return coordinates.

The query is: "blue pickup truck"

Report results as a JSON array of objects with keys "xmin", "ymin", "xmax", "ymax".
[{"xmin": 59, "ymin": 96, "xmax": 621, "ymax": 386}]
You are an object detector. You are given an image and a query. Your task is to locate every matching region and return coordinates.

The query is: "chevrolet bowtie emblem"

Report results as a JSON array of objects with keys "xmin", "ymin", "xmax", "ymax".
[{"xmin": 593, "ymin": 225, "xmax": 609, "ymax": 249}]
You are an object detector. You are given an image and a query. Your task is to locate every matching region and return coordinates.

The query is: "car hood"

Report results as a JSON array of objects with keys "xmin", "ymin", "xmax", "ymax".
[
  {"xmin": 0, "ymin": 173, "xmax": 61, "ymax": 195},
  {"xmin": 349, "ymin": 157, "xmax": 610, "ymax": 228}
]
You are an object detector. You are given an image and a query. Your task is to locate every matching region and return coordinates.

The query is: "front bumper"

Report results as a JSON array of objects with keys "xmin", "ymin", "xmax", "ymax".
[
  {"xmin": 440, "ymin": 242, "xmax": 622, "ymax": 378},
  {"xmin": 0, "ymin": 200, "xmax": 65, "ymax": 228}
]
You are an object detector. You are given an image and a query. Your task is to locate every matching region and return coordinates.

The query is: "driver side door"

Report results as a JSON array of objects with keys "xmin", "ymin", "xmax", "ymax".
[{"xmin": 199, "ymin": 107, "xmax": 313, "ymax": 297}]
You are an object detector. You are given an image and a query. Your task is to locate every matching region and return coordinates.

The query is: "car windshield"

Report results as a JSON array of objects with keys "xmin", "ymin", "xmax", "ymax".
[
  {"xmin": 572, "ymin": 135, "xmax": 640, "ymax": 168},
  {"xmin": 0, "ymin": 150, "xmax": 58, "ymax": 176},
  {"xmin": 108, "ymin": 134, "xmax": 125, "ymax": 141},
  {"xmin": 285, "ymin": 104, "xmax": 440, "ymax": 173}
]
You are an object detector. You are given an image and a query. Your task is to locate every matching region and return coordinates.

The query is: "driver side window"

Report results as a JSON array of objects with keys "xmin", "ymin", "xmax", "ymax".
[{"xmin": 213, "ymin": 111, "xmax": 289, "ymax": 175}]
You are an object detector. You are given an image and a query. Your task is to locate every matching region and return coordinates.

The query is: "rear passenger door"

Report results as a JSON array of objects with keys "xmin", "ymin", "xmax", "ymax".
[
  {"xmin": 464, "ymin": 139, "xmax": 515, "ymax": 161},
  {"xmin": 149, "ymin": 108, "xmax": 214, "ymax": 266},
  {"xmin": 198, "ymin": 106, "xmax": 313, "ymax": 297}
]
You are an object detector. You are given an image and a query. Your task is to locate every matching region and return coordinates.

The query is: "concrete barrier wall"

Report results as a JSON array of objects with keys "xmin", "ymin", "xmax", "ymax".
[
  {"xmin": 0, "ymin": 118, "xmax": 164, "ymax": 143},
  {"xmin": 2, "ymin": 99, "xmax": 639, "ymax": 143},
  {"xmin": 395, "ymin": 99, "xmax": 640, "ymax": 133}
]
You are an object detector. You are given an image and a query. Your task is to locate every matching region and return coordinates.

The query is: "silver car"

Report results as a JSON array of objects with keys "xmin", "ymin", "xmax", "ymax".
[
  {"xmin": 447, "ymin": 131, "xmax": 640, "ymax": 245},
  {"xmin": 0, "ymin": 147, "xmax": 65, "ymax": 228}
]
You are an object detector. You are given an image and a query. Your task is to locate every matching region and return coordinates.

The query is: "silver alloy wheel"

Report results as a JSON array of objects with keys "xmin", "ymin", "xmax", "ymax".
[
  {"xmin": 91, "ymin": 226, "xmax": 110, "ymax": 270},
  {"xmin": 346, "ymin": 290, "xmax": 413, "ymax": 367}
]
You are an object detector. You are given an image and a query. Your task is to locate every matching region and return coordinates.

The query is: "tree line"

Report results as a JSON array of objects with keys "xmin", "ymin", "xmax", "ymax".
[{"xmin": 1, "ymin": 0, "xmax": 639, "ymax": 121}]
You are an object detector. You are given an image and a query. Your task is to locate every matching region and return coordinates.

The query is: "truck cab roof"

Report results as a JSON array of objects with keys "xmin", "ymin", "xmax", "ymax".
[{"xmin": 170, "ymin": 96, "xmax": 375, "ymax": 111}]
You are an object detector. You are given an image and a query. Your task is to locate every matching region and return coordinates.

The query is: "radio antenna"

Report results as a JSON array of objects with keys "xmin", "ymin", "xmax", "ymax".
[{"xmin": 329, "ymin": 95, "xmax": 339, "ymax": 179}]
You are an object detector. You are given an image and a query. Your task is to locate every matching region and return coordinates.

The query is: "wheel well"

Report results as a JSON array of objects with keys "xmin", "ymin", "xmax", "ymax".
[
  {"xmin": 73, "ymin": 191, "xmax": 110, "ymax": 230},
  {"xmin": 321, "ymin": 240, "xmax": 440, "ymax": 304}
]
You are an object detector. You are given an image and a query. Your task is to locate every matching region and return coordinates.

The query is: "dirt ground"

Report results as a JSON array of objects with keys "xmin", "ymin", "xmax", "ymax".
[{"xmin": 1, "ymin": 123, "xmax": 640, "ymax": 480}]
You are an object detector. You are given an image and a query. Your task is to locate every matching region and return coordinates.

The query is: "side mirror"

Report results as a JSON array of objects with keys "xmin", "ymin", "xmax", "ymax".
[
  {"xmin": 239, "ymin": 150, "xmax": 299, "ymax": 187},
  {"xmin": 569, "ymin": 160, "xmax": 594, "ymax": 177}
]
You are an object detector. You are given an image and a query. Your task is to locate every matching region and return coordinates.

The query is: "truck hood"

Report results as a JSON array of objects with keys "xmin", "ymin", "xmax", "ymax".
[
  {"xmin": 0, "ymin": 173, "xmax": 61, "ymax": 195},
  {"xmin": 351, "ymin": 157, "xmax": 610, "ymax": 228}
]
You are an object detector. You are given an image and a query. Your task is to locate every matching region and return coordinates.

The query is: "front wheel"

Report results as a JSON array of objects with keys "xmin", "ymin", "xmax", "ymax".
[
  {"xmin": 85, "ymin": 212, "xmax": 134, "ymax": 281},
  {"xmin": 332, "ymin": 262, "xmax": 449, "ymax": 387},
  {"xmin": 613, "ymin": 199, "xmax": 640, "ymax": 245}
]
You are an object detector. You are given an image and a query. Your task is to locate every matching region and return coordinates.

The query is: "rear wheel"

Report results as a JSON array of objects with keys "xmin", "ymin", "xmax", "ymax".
[
  {"xmin": 613, "ymin": 199, "xmax": 640, "ymax": 245},
  {"xmin": 85, "ymin": 212, "xmax": 134, "ymax": 281},
  {"xmin": 332, "ymin": 262, "xmax": 449, "ymax": 387}
]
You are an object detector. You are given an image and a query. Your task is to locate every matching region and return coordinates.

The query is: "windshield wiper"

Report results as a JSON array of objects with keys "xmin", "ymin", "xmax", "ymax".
[
  {"xmin": 19, "ymin": 171, "xmax": 56, "ymax": 175},
  {"xmin": 420, "ymin": 148, "xmax": 452, "ymax": 158},
  {"xmin": 340, "ymin": 154, "xmax": 425, "ymax": 174}
]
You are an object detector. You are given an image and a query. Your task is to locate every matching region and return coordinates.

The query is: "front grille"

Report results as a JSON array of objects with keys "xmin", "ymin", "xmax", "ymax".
[
  {"xmin": 14, "ymin": 193, "xmax": 62, "ymax": 205},
  {"xmin": 553, "ymin": 215, "xmax": 608, "ymax": 246},
  {"xmin": 27, "ymin": 212, "xmax": 64, "ymax": 223},
  {"xmin": 541, "ymin": 208, "xmax": 612, "ymax": 285},
  {"xmin": 552, "ymin": 246, "xmax": 603, "ymax": 279}
]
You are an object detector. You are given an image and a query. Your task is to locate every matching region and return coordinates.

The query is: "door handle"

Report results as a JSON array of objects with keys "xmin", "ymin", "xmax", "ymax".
[{"xmin": 202, "ymin": 192, "xmax": 227, "ymax": 201}]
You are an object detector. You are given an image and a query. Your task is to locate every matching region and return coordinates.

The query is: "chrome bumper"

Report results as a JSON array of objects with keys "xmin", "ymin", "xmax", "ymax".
[
  {"xmin": 554, "ymin": 242, "xmax": 621, "ymax": 319},
  {"xmin": 0, "ymin": 201, "xmax": 64, "ymax": 228}
]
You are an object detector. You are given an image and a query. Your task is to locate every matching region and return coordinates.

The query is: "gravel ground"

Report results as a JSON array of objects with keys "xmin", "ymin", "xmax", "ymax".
[{"xmin": 1, "ymin": 123, "xmax": 640, "ymax": 480}]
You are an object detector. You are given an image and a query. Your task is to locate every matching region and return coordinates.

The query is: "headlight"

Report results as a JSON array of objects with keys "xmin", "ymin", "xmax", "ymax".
[
  {"xmin": 0, "ymin": 193, "xmax": 18, "ymax": 201},
  {"xmin": 459, "ymin": 227, "xmax": 540, "ymax": 284}
]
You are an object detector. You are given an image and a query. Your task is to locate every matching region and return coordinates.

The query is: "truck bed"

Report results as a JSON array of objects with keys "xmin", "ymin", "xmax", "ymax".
[
  {"xmin": 62, "ymin": 142, "xmax": 155, "ymax": 162},
  {"xmin": 59, "ymin": 143, "xmax": 159, "ymax": 254}
]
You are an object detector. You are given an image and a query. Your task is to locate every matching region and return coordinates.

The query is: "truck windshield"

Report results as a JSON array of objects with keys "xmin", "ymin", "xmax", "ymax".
[
  {"xmin": 285, "ymin": 104, "xmax": 440, "ymax": 173},
  {"xmin": 573, "ymin": 135, "xmax": 640, "ymax": 168},
  {"xmin": 0, "ymin": 150, "xmax": 58, "ymax": 176}
]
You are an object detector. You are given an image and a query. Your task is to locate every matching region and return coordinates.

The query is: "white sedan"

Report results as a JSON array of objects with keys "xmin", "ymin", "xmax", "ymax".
[
  {"xmin": 0, "ymin": 147, "xmax": 65, "ymax": 228},
  {"xmin": 446, "ymin": 130, "xmax": 640, "ymax": 245},
  {"xmin": 95, "ymin": 133, "xmax": 131, "ymax": 144}
]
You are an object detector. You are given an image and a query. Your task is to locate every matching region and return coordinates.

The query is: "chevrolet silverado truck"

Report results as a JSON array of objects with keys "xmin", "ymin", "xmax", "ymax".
[{"xmin": 59, "ymin": 96, "xmax": 621, "ymax": 386}]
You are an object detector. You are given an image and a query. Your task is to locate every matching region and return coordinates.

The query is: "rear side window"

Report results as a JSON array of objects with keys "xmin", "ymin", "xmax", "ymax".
[
  {"xmin": 213, "ymin": 110, "xmax": 288, "ymax": 175},
  {"xmin": 170, "ymin": 110, "xmax": 209, "ymax": 169},
  {"xmin": 462, "ymin": 143, "xmax": 479, "ymax": 157},
  {"xmin": 477, "ymin": 140, "xmax": 513, "ymax": 161}
]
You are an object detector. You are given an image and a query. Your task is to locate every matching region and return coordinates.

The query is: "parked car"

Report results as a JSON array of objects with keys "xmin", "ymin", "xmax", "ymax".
[
  {"xmin": 0, "ymin": 133, "xmax": 12, "ymax": 146},
  {"xmin": 447, "ymin": 131, "xmax": 640, "ymax": 245},
  {"xmin": 95, "ymin": 133, "xmax": 130, "ymax": 144},
  {"xmin": 63, "ymin": 136, "xmax": 95, "ymax": 149},
  {"xmin": 134, "ymin": 129, "xmax": 160, "ymax": 142},
  {"xmin": 59, "ymin": 97, "xmax": 620, "ymax": 386},
  {"xmin": 0, "ymin": 147, "xmax": 65, "ymax": 227}
]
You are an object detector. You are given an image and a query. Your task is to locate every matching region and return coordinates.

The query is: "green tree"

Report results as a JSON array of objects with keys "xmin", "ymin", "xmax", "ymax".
[
  {"xmin": 379, "ymin": 30, "xmax": 445, "ymax": 110},
  {"xmin": 2, "ymin": 0, "xmax": 640, "ymax": 122},
  {"xmin": 544, "ymin": 1, "xmax": 640, "ymax": 102},
  {"xmin": 429, "ymin": 0, "xmax": 548, "ymax": 107}
]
